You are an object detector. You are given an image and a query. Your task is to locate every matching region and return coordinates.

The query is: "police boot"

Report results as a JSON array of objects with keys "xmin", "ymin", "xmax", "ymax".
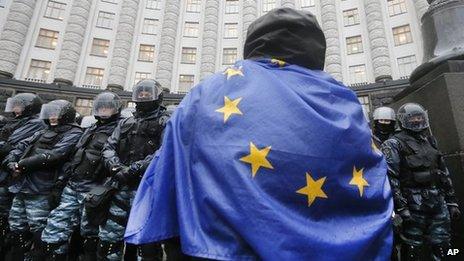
[
  {"xmin": 137, "ymin": 242, "xmax": 163, "ymax": 261},
  {"xmin": 30, "ymin": 232, "xmax": 47, "ymax": 261},
  {"xmin": 97, "ymin": 240, "xmax": 123, "ymax": 261},
  {"xmin": 401, "ymin": 243, "xmax": 420, "ymax": 261},
  {"xmin": 0, "ymin": 216, "xmax": 9, "ymax": 259},
  {"xmin": 82, "ymin": 237, "xmax": 98, "ymax": 261},
  {"xmin": 164, "ymin": 237, "xmax": 190, "ymax": 261},
  {"xmin": 431, "ymin": 244, "xmax": 448, "ymax": 261},
  {"xmin": 5, "ymin": 231, "xmax": 32, "ymax": 261},
  {"xmin": 44, "ymin": 241, "xmax": 68, "ymax": 261}
]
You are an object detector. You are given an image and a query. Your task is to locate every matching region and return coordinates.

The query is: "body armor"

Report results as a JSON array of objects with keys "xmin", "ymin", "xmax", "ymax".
[
  {"xmin": 117, "ymin": 116, "xmax": 163, "ymax": 165},
  {"xmin": 394, "ymin": 131, "xmax": 440, "ymax": 189},
  {"xmin": 71, "ymin": 130, "xmax": 110, "ymax": 181}
]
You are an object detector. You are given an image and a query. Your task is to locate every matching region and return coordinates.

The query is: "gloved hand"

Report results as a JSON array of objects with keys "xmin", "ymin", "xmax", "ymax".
[
  {"xmin": 113, "ymin": 166, "xmax": 131, "ymax": 185},
  {"xmin": 448, "ymin": 206, "xmax": 461, "ymax": 220},
  {"xmin": 398, "ymin": 208, "xmax": 412, "ymax": 221},
  {"xmin": 6, "ymin": 162, "xmax": 18, "ymax": 173}
]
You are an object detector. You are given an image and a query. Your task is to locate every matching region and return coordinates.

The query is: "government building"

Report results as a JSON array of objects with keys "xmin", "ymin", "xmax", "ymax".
[{"xmin": 0, "ymin": 0, "xmax": 428, "ymax": 117}]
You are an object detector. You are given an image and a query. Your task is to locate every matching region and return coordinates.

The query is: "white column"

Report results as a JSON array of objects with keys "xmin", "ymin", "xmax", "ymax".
[
  {"xmin": 412, "ymin": 0, "xmax": 429, "ymax": 23},
  {"xmin": 320, "ymin": 0, "xmax": 343, "ymax": 81},
  {"xmin": 107, "ymin": 0, "xmax": 140, "ymax": 91},
  {"xmin": 53, "ymin": 0, "xmax": 92, "ymax": 85},
  {"xmin": 155, "ymin": 0, "xmax": 181, "ymax": 89},
  {"xmin": 200, "ymin": 0, "xmax": 220, "ymax": 80},
  {"xmin": 0, "ymin": 0, "xmax": 37, "ymax": 78},
  {"xmin": 363, "ymin": 0, "xmax": 392, "ymax": 82}
]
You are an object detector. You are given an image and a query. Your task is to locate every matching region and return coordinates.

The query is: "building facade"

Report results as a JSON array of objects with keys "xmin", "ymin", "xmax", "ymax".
[{"xmin": 0, "ymin": 0, "xmax": 427, "ymax": 116}]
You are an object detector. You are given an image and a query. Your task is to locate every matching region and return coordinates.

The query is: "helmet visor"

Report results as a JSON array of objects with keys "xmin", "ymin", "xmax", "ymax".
[
  {"xmin": 39, "ymin": 103, "xmax": 62, "ymax": 120},
  {"xmin": 132, "ymin": 85, "xmax": 159, "ymax": 102},
  {"xmin": 4, "ymin": 97, "xmax": 25, "ymax": 114},
  {"xmin": 92, "ymin": 93, "xmax": 121, "ymax": 118},
  {"xmin": 403, "ymin": 112, "xmax": 429, "ymax": 131}
]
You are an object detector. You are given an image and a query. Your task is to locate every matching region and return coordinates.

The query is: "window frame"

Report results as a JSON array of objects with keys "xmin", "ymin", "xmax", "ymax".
[
  {"xmin": 138, "ymin": 44, "xmax": 155, "ymax": 62},
  {"xmin": 44, "ymin": 0, "xmax": 66, "ymax": 20},
  {"xmin": 27, "ymin": 59, "xmax": 52, "ymax": 81},
  {"xmin": 346, "ymin": 35, "xmax": 363, "ymax": 55},
  {"xmin": 181, "ymin": 47, "xmax": 197, "ymax": 64},
  {"xmin": 35, "ymin": 28, "xmax": 59, "ymax": 50},
  {"xmin": 96, "ymin": 11, "xmax": 115, "ymax": 29},
  {"xmin": 90, "ymin": 38, "xmax": 110, "ymax": 57}
]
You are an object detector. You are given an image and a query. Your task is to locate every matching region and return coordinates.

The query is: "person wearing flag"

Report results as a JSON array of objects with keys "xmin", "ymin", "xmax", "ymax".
[{"xmin": 125, "ymin": 8, "xmax": 393, "ymax": 260}]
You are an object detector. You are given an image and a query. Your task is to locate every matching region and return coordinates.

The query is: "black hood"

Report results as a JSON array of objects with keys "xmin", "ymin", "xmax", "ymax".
[{"xmin": 244, "ymin": 8, "xmax": 326, "ymax": 70}]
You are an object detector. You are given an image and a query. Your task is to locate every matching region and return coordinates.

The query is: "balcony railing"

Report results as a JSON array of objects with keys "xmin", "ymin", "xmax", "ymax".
[
  {"xmin": 24, "ymin": 78, "xmax": 46, "ymax": 83},
  {"xmin": 81, "ymin": 84, "xmax": 101, "ymax": 89}
]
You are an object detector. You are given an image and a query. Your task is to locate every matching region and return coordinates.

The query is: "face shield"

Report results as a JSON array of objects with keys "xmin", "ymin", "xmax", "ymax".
[
  {"xmin": 403, "ymin": 112, "xmax": 429, "ymax": 132},
  {"xmin": 4, "ymin": 97, "xmax": 26, "ymax": 116},
  {"xmin": 40, "ymin": 103, "xmax": 62, "ymax": 126},
  {"xmin": 92, "ymin": 93, "xmax": 121, "ymax": 119},
  {"xmin": 132, "ymin": 80, "xmax": 162, "ymax": 102}
]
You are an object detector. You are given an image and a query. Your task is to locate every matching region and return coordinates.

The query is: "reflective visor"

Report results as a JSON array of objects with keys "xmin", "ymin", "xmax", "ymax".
[{"xmin": 39, "ymin": 103, "xmax": 62, "ymax": 120}]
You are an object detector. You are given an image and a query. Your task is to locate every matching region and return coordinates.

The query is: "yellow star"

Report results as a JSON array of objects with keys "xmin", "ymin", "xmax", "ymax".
[
  {"xmin": 223, "ymin": 66, "xmax": 244, "ymax": 79},
  {"xmin": 296, "ymin": 172, "xmax": 328, "ymax": 207},
  {"xmin": 240, "ymin": 142, "xmax": 273, "ymax": 177},
  {"xmin": 349, "ymin": 167, "xmax": 369, "ymax": 197},
  {"xmin": 215, "ymin": 96, "xmax": 243, "ymax": 123},
  {"xmin": 271, "ymin": 58, "xmax": 286, "ymax": 67}
]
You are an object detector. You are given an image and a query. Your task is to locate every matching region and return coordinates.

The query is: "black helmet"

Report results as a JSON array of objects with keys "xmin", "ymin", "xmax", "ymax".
[
  {"xmin": 397, "ymin": 103, "xmax": 429, "ymax": 132},
  {"xmin": 132, "ymin": 79, "xmax": 163, "ymax": 103},
  {"xmin": 40, "ymin": 100, "xmax": 76, "ymax": 125},
  {"xmin": 92, "ymin": 92, "xmax": 122, "ymax": 119},
  {"xmin": 4, "ymin": 93, "xmax": 43, "ymax": 117}
]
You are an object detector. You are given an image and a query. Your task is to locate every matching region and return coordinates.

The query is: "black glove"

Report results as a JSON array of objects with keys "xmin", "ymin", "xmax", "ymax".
[
  {"xmin": 398, "ymin": 208, "xmax": 411, "ymax": 221},
  {"xmin": 6, "ymin": 162, "xmax": 18, "ymax": 173},
  {"xmin": 113, "ymin": 166, "xmax": 131, "ymax": 185},
  {"xmin": 17, "ymin": 154, "xmax": 47, "ymax": 173},
  {"xmin": 449, "ymin": 206, "xmax": 461, "ymax": 220}
]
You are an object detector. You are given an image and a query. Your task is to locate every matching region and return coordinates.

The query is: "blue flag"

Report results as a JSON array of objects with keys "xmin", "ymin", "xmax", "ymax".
[{"xmin": 125, "ymin": 59, "xmax": 393, "ymax": 260}]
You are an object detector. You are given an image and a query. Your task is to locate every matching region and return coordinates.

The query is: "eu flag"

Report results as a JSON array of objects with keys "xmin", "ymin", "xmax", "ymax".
[{"xmin": 124, "ymin": 58, "xmax": 393, "ymax": 260}]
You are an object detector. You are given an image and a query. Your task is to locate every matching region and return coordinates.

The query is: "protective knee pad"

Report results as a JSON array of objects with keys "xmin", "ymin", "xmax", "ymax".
[
  {"xmin": 97, "ymin": 240, "xmax": 123, "ymax": 260},
  {"xmin": 137, "ymin": 243, "xmax": 162, "ymax": 261}
]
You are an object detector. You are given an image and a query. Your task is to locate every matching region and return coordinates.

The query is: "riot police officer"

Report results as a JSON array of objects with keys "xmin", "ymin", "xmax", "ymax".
[
  {"xmin": 41, "ymin": 92, "xmax": 122, "ymax": 260},
  {"xmin": 100, "ymin": 79, "xmax": 169, "ymax": 260},
  {"xmin": 3, "ymin": 99, "xmax": 82, "ymax": 260},
  {"xmin": 372, "ymin": 106, "xmax": 396, "ymax": 147},
  {"xmin": 0, "ymin": 93, "xmax": 44, "ymax": 258},
  {"xmin": 381, "ymin": 103, "xmax": 460, "ymax": 261}
]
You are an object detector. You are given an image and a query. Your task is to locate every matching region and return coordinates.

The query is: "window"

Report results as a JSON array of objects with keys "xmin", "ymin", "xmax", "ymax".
[
  {"xmin": 301, "ymin": 0, "xmax": 315, "ymax": 7},
  {"xmin": 224, "ymin": 23, "xmax": 238, "ymax": 38},
  {"xmin": 138, "ymin": 44, "xmax": 155, "ymax": 62},
  {"xmin": 142, "ymin": 18, "xmax": 158, "ymax": 35},
  {"xmin": 36, "ymin": 28, "xmax": 59, "ymax": 49},
  {"xmin": 75, "ymin": 98, "xmax": 93, "ymax": 116},
  {"xmin": 101, "ymin": 0, "xmax": 118, "ymax": 3},
  {"xmin": 146, "ymin": 0, "xmax": 160, "ymax": 9},
  {"xmin": 91, "ymin": 38, "xmax": 110, "ymax": 57},
  {"xmin": 346, "ymin": 36, "xmax": 363, "ymax": 55},
  {"xmin": 393, "ymin": 25, "xmax": 412, "ymax": 46},
  {"xmin": 263, "ymin": 0, "xmax": 276, "ymax": 12},
  {"xmin": 388, "ymin": 0, "xmax": 407, "ymax": 16},
  {"xmin": 225, "ymin": 0, "xmax": 239, "ymax": 14},
  {"xmin": 96, "ymin": 11, "xmax": 115, "ymax": 29},
  {"xmin": 186, "ymin": 0, "xmax": 201, "ymax": 13},
  {"xmin": 397, "ymin": 55, "xmax": 417, "ymax": 77},
  {"xmin": 184, "ymin": 22, "xmax": 199, "ymax": 37},
  {"xmin": 134, "ymin": 72, "xmax": 151, "ymax": 84},
  {"xmin": 349, "ymin": 65, "xmax": 367, "ymax": 84},
  {"xmin": 358, "ymin": 96, "xmax": 370, "ymax": 121},
  {"xmin": 27, "ymin": 60, "xmax": 51, "ymax": 81},
  {"xmin": 181, "ymin": 47, "xmax": 197, "ymax": 64},
  {"xmin": 85, "ymin": 67, "xmax": 104, "ymax": 86},
  {"xmin": 343, "ymin": 9, "xmax": 359, "ymax": 26},
  {"xmin": 223, "ymin": 48, "xmax": 237, "ymax": 65},
  {"xmin": 178, "ymin": 75, "xmax": 195, "ymax": 94},
  {"xmin": 44, "ymin": 1, "xmax": 66, "ymax": 20},
  {"xmin": 0, "ymin": 0, "xmax": 5, "ymax": 7}
]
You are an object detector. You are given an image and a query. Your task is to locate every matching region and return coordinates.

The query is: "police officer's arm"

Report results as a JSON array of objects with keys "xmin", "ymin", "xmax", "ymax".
[
  {"xmin": 381, "ymin": 139, "xmax": 408, "ymax": 212},
  {"xmin": 2, "ymin": 130, "xmax": 42, "ymax": 166},
  {"xmin": 102, "ymin": 120, "xmax": 124, "ymax": 171},
  {"xmin": 17, "ymin": 128, "xmax": 82, "ymax": 172},
  {"xmin": 437, "ymin": 154, "xmax": 459, "ymax": 207},
  {"xmin": 0, "ymin": 119, "xmax": 45, "ymax": 158}
]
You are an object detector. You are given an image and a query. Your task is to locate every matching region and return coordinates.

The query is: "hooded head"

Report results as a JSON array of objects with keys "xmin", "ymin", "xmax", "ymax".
[{"xmin": 244, "ymin": 8, "xmax": 326, "ymax": 70}]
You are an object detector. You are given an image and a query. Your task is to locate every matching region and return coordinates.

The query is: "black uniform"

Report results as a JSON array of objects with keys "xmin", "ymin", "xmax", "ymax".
[{"xmin": 381, "ymin": 130, "xmax": 459, "ymax": 260}]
